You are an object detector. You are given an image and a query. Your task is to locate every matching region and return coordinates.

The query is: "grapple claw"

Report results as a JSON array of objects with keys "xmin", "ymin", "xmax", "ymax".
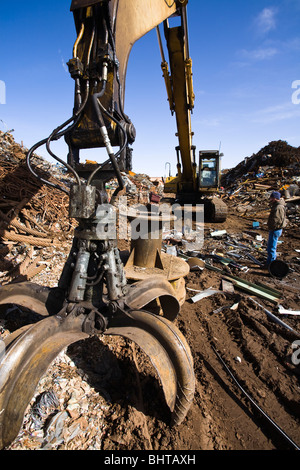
[
  {"xmin": 0, "ymin": 314, "xmax": 88, "ymax": 449},
  {"xmin": 104, "ymin": 309, "xmax": 195, "ymax": 426},
  {"xmin": 0, "ymin": 301, "xmax": 194, "ymax": 449},
  {"xmin": 0, "ymin": 282, "xmax": 64, "ymax": 317},
  {"xmin": 124, "ymin": 276, "xmax": 180, "ymax": 320}
]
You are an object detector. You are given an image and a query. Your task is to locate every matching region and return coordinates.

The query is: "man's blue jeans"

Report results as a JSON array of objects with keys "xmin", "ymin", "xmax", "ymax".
[{"xmin": 267, "ymin": 229, "xmax": 282, "ymax": 265}]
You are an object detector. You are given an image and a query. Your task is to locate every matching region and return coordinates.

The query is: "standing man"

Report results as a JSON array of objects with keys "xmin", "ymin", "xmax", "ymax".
[{"xmin": 266, "ymin": 191, "xmax": 287, "ymax": 266}]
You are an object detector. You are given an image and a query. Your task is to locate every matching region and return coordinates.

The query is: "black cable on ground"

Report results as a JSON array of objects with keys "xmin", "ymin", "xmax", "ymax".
[{"xmin": 211, "ymin": 345, "xmax": 300, "ymax": 451}]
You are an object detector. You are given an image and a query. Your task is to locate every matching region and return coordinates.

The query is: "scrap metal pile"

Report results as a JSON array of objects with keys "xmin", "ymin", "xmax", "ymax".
[
  {"xmin": 222, "ymin": 139, "xmax": 300, "ymax": 184},
  {"xmin": 0, "ymin": 131, "xmax": 165, "ymax": 285},
  {"xmin": 1, "ymin": 132, "xmax": 300, "ymax": 451},
  {"xmin": 0, "ymin": 130, "xmax": 77, "ymax": 284},
  {"xmin": 221, "ymin": 140, "xmax": 300, "ymax": 227},
  {"xmin": 0, "ymin": 130, "xmax": 73, "ymax": 231}
]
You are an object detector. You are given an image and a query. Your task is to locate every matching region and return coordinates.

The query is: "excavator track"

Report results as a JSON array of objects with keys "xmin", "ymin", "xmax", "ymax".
[{"xmin": 204, "ymin": 197, "xmax": 227, "ymax": 223}]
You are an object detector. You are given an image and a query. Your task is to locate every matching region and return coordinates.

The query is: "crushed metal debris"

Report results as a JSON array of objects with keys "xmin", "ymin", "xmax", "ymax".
[{"xmin": 1, "ymin": 132, "xmax": 300, "ymax": 450}]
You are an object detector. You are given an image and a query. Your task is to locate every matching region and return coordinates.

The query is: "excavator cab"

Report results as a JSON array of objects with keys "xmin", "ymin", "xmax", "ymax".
[
  {"xmin": 197, "ymin": 150, "xmax": 227, "ymax": 222},
  {"xmin": 198, "ymin": 151, "xmax": 222, "ymax": 190}
]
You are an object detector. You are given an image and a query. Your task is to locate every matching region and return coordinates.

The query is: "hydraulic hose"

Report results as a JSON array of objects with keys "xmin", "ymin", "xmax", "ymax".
[
  {"xmin": 45, "ymin": 81, "xmax": 90, "ymax": 184},
  {"xmin": 44, "ymin": 24, "xmax": 96, "ymax": 181},
  {"xmin": 26, "ymin": 138, "xmax": 70, "ymax": 195},
  {"xmin": 104, "ymin": 9, "xmax": 128, "ymax": 125},
  {"xmin": 26, "ymin": 82, "xmax": 90, "ymax": 192},
  {"xmin": 88, "ymin": 106, "xmax": 127, "ymax": 204},
  {"xmin": 27, "ymin": 21, "xmax": 96, "ymax": 191},
  {"xmin": 89, "ymin": 69, "xmax": 126, "ymax": 199},
  {"xmin": 73, "ymin": 23, "xmax": 85, "ymax": 59}
]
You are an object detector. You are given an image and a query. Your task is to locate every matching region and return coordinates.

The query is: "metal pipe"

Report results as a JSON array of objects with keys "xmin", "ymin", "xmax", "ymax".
[
  {"xmin": 250, "ymin": 298, "xmax": 300, "ymax": 338},
  {"xmin": 182, "ymin": 5, "xmax": 190, "ymax": 59},
  {"xmin": 156, "ymin": 25, "xmax": 166, "ymax": 62},
  {"xmin": 86, "ymin": 24, "xmax": 95, "ymax": 66}
]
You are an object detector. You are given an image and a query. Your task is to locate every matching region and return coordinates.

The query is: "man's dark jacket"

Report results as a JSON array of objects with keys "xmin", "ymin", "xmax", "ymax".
[{"xmin": 267, "ymin": 199, "xmax": 287, "ymax": 231}]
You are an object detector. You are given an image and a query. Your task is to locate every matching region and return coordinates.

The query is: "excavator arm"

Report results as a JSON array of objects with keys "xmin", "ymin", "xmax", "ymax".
[
  {"xmin": 157, "ymin": 5, "xmax": 227, "ymax": 220},
  {"xmin": 157, "ymin": 8, "xmax": 196, "ymax": 194},
  {"xmin": 66, "ymin": 0, "xmax": 188, "ymax": 178}
]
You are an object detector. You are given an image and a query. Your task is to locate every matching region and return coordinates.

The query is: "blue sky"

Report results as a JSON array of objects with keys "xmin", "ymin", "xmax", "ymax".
[{"xmin": 1, "ymin": 0, "xmax": 300, "ymax": 177}]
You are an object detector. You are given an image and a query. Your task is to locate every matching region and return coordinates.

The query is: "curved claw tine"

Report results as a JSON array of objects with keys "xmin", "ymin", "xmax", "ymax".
[
  {"xmin": 0, "ymin": 282, "xmax": 63, "ymax": 316},
  {"xmin": 0, "ymin": 314, "xmax": 88, "ymax": 449},
  {"xmin": 125, "ymin": 276, "xmax": 180, "ymax": 321},
  {"xmin": 2, "ymin": 324, "xmax": 33, "ymax": 350},
  {"xmin": 104, "ymin": 310, "xmax": 195, "ymax": 426}
]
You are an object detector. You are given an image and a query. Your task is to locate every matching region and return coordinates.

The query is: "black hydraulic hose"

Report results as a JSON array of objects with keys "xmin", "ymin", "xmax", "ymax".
[
  {"xmin": 45, "ymin": 82, "xmax": 91, "ymax": 185},
  {"xmin": 212, "ymin": 345, "xmax": 300, "ymax": 451},
  {"xmin": 26, "ymin": 137, "xmax": 70, "ymax": 195},
  {"xmin": 88, "ymin": 113, "xmax": 127, "ymax": 203},
  {"xmin": 104, "ymin": 10, "xmax": 128, "ymax": 124},
  {"xmin": 89, "ymin": 83, "xmax": 126, "ymax": 199},
  {"xmin": 86, "ymin": 270, "xmax": 104, "ymax": 287},
  {"xmin": 26, "ymin": 87, "xmax": 88, "ymax": 192},
  {"xmin": 91, "ymin": 82, "xmax": 107, "ymax": 128},
  {"xmin": 87, "ymin": 106, "xmax": 127, "ymax": 185},
  {"xmin": 27, "ymin": 23, "xmax": 96, "ymax": 191}
]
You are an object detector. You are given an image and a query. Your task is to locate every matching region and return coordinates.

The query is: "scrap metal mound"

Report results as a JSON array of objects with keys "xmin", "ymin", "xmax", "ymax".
[
  {"xmin": 0, "ymin": 130, "xmax": 77, "ymax": 284},
  {"xmin": 0, "ymin": 130, "xmax": 74, "ymax": 239},
  {"xmin": 222, "ymin": 140, "xmax": 300, "ymax": 187},
  {"xmin": 255, "ymin": 140, "xmax": 300, "ymax": 167},
  {"xmin": 0, "ymin": 131, "xmax": 166, "ymax": 284},
  {"xmin": 220, "ymin": 140, "xmax": 300, "ymax": 229}
]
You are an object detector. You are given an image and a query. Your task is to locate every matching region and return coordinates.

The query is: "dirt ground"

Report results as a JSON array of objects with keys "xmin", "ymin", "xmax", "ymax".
[
  {"xmin": 167, "ymin": 210, "xmax": 300, "ymax": 452},
  {"xmin": 1, "ymin": 201, "xmax": 300, "ymax": 452},
  {"xmin": 95, "ymin": 206, "xmax": 300, "ymax": 452}
]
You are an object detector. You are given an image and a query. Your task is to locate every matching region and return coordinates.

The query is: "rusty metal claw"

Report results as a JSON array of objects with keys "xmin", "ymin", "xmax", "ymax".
[
  {"xmin": 0, "ymin": 298, "xmax": 194, "ymax": 449},
  {"xmin": 0, "ymin": 282, "xmax": 64, "ymax": 317},
  {"xmin": 0, "ymin": 313, "xmax": 89, "ymax": 449},
  {"xmin": 124, "ymin": 276, "xmax": 180, "ymax": 320},
  {"xmin": 104, "ymin": 309, "xmax": 195, "ymax": 426}
]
